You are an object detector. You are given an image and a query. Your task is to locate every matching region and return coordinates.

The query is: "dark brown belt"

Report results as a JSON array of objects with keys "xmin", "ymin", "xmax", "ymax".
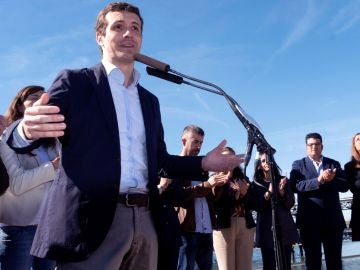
[{"xmin": 117, "ymin": 193, "xmax": 149, "ymax": 207}]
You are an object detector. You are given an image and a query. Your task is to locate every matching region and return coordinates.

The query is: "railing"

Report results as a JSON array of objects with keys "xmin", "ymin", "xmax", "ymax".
[
  {"xmin": 290, "ymin": 196, "xmax": 353, "ymax": 215},
  {"xmin": 290, "ymin": 197, "xmax": 353, "ymax": 240}
]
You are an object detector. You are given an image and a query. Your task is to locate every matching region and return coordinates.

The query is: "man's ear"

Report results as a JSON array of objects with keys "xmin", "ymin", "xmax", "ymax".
[
  {"xmin": 181, "ymin": 138, "xmax": 187, "ymax": 146},
  {"xmin": 96, "ymin": 32, "xmax": 104, "ymax": 47}
]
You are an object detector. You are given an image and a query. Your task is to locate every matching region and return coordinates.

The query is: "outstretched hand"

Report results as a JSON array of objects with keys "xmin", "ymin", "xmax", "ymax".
[
  {"xmin": 201, "ymin": 140, "xmax": 245, "ymax": 172},
  {"xmin": 22, "ymin": 93, "xmax": 66, "ymax": 139}
]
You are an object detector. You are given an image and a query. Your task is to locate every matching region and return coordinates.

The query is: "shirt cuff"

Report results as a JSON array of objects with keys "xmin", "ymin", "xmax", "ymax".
[{"xmin": 14, "ymin": 121, "xmax": 33, "ymax": 147}]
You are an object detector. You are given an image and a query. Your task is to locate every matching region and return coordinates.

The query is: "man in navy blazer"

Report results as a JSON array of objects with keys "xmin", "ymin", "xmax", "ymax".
[
  {"xmin": 10, "ymin": 2, "xmax": 244, "ymax": 270},
  {"xmin": 290, "ymin": 132, "xmax": 348, "ymax": 270}
]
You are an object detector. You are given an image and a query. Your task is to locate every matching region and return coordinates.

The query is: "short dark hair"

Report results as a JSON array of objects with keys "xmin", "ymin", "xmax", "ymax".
[
  {"xmin": 95, "ymin": 2, "xmax": 144, "ymax": 37},
  {"xmin": 182, "ymin": 125, "xmax": 204, "ymax": 137},
  {"xmin": 305, "ymin": 132, "xmax": 322, "ymax": 143}
]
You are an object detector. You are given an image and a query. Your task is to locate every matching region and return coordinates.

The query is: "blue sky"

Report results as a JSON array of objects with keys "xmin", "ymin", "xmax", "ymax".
[{"xmin": 1, "ymin": 0, "xmax": 359, "ymax": 190}]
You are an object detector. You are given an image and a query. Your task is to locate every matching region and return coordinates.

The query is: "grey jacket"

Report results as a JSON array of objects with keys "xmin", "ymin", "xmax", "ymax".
[{"xmin": 0, "ymin": 122, "xmax": 58, "ymax": 226}]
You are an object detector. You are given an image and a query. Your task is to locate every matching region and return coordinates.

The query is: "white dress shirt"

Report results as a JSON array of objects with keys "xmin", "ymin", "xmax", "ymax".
[{"xmin": 102, "ymin": 60, "xmax": 148, "ymax": 194}]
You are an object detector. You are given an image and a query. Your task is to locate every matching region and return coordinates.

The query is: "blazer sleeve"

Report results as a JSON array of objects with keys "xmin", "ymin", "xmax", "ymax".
[
  {"xmin": 0, "ymin": 129, "xmax": 56, "ymax": 196},
  {"xmin": 181, "ymin": 179, "xmax": 213, "ymax": 201},
  {"xmin": 290, "ymin": 159, "xmax": 320, "ymax": 192}
]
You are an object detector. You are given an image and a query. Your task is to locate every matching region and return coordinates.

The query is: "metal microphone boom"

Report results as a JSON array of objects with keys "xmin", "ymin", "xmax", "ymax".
[
  {"xmin": 135, "ymin": 53, "xmax": 287, "ymax": 270},
  {"xmin": 135, "ymin": 53, "xmax": 275, "ymax": 174}
]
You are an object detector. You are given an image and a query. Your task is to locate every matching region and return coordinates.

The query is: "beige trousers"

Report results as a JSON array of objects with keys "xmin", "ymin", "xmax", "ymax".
[
  {"xmin": 213, "ymin": 216, "xmax": 254, "ymax": 270},
  {"xmin": 58, "ymin": 204, "xmax": 158, "ymax": 270}
]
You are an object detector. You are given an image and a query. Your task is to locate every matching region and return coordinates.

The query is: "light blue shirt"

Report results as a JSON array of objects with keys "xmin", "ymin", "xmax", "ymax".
[
  {"xmin": 102, "ymin": 60, "xmax": 148, "ymax": 194},
  {"xmin": 191, "ymin": 180, "xmax": 212, "ymax": 233}
]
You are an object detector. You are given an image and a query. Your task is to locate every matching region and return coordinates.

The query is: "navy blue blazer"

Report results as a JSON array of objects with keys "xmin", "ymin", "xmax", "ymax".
[
  {"xmin": 290, "ymin": 156, "xmax": 348, "ymax": 230},
  {"xmin": 28, "ymin": 64, "xmax": 206, "ymax": 261}
]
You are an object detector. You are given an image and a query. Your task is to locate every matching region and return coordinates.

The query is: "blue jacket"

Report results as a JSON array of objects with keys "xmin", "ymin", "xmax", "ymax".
[
  {"xmin": 15, "ymin": 64, "xmax": 206, "ymax": 261},
  {"xmin": 290, "ymin": 156, "xmax": 348, "ymax": 229}
]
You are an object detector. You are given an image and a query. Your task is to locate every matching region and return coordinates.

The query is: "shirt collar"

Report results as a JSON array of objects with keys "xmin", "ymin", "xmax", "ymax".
[
  {"xmin": 101, "ymin": 59, "xmax": 141, "ymax": 87},
  {"xmin": 308, "ymin": 155, "xmax": 323, "ymax": 165}
]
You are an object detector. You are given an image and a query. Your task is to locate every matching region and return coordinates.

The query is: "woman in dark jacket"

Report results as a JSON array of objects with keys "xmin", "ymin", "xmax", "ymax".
[
  {"xmin": 252, "ymin": 152, "xmax": 298, "ymax": 270},
  {"xmin": 212, "ymin": 147, "xmax": 256, "ymax": 270},
  {"xmin": 344, "ymin": 132, "xmax": 360, "ymax": 241}
]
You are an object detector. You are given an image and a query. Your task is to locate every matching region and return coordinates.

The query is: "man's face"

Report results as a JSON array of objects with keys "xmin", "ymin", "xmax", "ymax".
[
  {"xmin": 306, "ymin": 138, "xmax": 323, "ymax": 159},
  {"xmin": 96, "ymin": 11, "xmax": 142, "ymax": 65},
  {"xmin": 183, "ymin": 132, "xmax": 204, "ymax": 156}
]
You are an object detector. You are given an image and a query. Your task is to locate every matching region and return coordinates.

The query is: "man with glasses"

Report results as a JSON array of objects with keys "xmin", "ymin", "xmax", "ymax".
[{"xmin": 290, "ymin": 132, "xmax": 348, "ymax": 270}]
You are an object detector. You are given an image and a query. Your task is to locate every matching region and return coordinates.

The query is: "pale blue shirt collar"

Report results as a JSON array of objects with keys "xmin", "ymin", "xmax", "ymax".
[
  {"xmin": 101, "ymin": 59, "xmax": 140, "ymax": 87},
  {"xmin": 308, "ymin": 155, "xmax": 324, "ymax": 175}
]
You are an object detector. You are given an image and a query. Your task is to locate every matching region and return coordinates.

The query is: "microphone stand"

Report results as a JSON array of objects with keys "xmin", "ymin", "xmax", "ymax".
[{"xmin": 136, "ymin": 54, "xmax": 286, "ymax": 269}]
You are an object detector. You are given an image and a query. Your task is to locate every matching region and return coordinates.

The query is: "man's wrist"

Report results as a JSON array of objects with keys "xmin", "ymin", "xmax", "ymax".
[{"xmin": 17, "ymin": 121, "xmax": 33, "ymax": 142}]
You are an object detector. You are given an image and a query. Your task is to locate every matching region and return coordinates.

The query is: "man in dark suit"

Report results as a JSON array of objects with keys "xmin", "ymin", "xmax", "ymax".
[
  {"xmin": 290, "ymin": 132, "xmax": 348, "ymax": 270},
  {"xmin": 9, "ymin": 2, "xmax": 243, "ymax": 270}
]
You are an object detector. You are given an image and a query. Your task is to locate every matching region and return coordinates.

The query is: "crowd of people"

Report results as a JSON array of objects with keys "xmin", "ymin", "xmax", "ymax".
[{"xmin": 0, "ymin": 2, "xmax": 358, "ymax": 270}]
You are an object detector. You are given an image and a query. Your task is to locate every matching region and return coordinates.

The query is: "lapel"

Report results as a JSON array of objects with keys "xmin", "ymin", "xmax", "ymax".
[
  {"xmin": 304, "ymin": 156, "xmax": 319, "ymax": 177},
  {"xmin": 86, "ymin": 64, "xmax": 120, "ymax": 150},
  {"xmin": 321, "ymin": 157, "xmax": 331, "ymax": 170}
]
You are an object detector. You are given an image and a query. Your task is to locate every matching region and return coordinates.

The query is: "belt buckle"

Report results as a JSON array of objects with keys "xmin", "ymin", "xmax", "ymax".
[{"xmin": 125, "ymin": 193, "xmax": 136, "ymax": 207}]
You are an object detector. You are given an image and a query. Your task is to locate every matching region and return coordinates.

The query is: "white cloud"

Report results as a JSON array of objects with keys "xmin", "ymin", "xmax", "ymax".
[
  {"xmin": 331, "ymin": 0, "xmax": 360, "ymax": 34},
  {"xmin": 278, "ymin": 0, "xmax": 318, "ymax": 52}
]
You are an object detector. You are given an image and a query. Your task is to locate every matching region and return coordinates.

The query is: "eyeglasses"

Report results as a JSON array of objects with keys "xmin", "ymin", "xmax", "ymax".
[{"xmin": 306, "ymin": 142, "xmax": 321, "ymax": 147}]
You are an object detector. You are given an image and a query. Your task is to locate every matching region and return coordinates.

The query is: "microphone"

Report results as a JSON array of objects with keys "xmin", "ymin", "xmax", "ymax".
[
  {"xmin": 135, "ymin": 53, "xmax": 170, "ymax": 72},
  {"xmin": 136, "ymin": 53, "xmax": 276, "ymax": 179},
  {"xmin": 146, "ymin": 67, "xmax": 183, "ymax": 85}
]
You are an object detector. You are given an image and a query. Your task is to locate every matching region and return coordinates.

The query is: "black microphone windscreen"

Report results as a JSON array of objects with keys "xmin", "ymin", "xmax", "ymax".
[{"xmin": 146, "ymin": 67, "xmax": 183, "ymax": 85}]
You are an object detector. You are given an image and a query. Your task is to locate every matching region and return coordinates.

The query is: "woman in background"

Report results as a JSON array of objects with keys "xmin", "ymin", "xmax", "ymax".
[
  {"xmin": 345, "ymin": 132, "xmax": 360, "ymax": 241},
  {"xmin": 0, "ymin": 85, "xmax": 58, "ymax": 270},
  {"xmin": 252, "ymin": 152, "xmax": 298, "ymax": 270},
  {"xmin": 212, "ymin": 147, "xmax": 256, "ymax": 270}
]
